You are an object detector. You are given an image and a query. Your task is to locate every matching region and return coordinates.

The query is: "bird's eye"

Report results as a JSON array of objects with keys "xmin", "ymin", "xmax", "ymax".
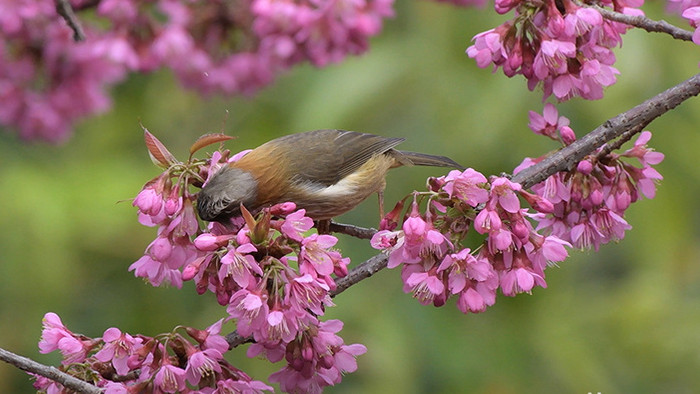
[{"xmin": 215, "ymin": 199, "xmax": 231, "ymax": 209}]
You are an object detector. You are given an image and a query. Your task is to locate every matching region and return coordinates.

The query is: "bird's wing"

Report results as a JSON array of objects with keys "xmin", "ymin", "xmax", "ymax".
[{"xmin": 282, "ymin": 129, "xmax": 405, "ymax": 187}]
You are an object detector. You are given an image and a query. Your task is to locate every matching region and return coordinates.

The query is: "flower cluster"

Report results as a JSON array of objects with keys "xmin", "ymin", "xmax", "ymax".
[
  {"xmin": 528, "ymin": 103, "xmax": 576, "ymax": 145},
  {"xmin": 0, "ymin": 1, "xmax": 126, "ymax": 142},
  {"xmin": 128, "ymin": 131, "xmax": 364, "ymax": 392},
  {"xmin": 267, "ymin": 320, "xmax": 368, "ymax": 392},
  {"xmin": 2, "ymin": 0, "xmax": 395, "ymax": 142},
  {"xmin": 129, "ymin": 131, "xmax": 223, "ymax": 289},
  {"xmin": 35, "ymin": 312, "xmax": 272, "ymax": 393},
  {"xmin": 371, "ymin": 102, "xmax": 662, "ymax": 309},
  {"xmin": 518, "ymin": 127, "xmax": 664, "ymax": 250},
  {"xmin": 466, "ymin": 0, "xmax": 640, "ymax": 101},
  {"xmin": 372, "ymin": 167, "xmax": 570, "ymax": 313},
  {"xmin": 186, "ymin": 202, "xmax": 365, "ymax": 392},
  {"xmin": 36, "ymin": 125, "xmax": 663, "ymax": 391}
]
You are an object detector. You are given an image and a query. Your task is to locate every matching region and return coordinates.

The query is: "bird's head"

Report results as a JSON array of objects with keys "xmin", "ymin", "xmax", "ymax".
[{"xmin": 196, "ymin": 166, "xmax": 258, "ymax": 222}]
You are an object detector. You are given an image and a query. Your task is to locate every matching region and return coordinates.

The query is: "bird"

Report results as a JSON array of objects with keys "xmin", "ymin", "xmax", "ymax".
[{"xmin": 196, "ymin": 129, "xmax": 464, "ymax": 224}]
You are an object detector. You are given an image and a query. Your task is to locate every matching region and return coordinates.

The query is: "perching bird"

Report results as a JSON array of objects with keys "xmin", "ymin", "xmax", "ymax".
[{"xmin": 196, "ymin": 129, "xmax": 463, "ymax": 223}]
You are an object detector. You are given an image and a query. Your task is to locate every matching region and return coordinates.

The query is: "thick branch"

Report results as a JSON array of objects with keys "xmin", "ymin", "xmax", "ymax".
[
  {"xmin": 0, "ymin": 347, "xmax": 101, "ymax": 393},
  {"xmin": 55, "ymin": 0, "xmax": 86, "ymax": 41},
  {"xmin": 582, "ymin": 1, "xmax": 694, "ymax": 41},
  {"xmin": 512, "ymin": 72, "xmax": 700, "ymax": 188}
]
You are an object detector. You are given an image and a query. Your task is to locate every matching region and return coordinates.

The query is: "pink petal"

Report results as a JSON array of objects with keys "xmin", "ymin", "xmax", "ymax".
[
  {"xmin": 426, "ymin": 276, "xmax": 445, "ymax": 295},
  {"xmin": 267, "ymin": 311, "xmax": 284, "ymax": 326},
  {"xmin": 464, "ymin": 287, "xmax": 486, "ymax": 312},
  {"xmin": 515, "ymin": 268, "xmax": 535, "ymax": 292},
  {"xmin": 542, "ymin": 103, "xmax": 558, "ymax": 124}
]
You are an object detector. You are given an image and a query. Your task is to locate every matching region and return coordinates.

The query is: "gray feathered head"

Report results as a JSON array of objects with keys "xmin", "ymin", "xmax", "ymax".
[{"xmin": 196, "ymin": 167, "xmax": 258, "ymax": 222}]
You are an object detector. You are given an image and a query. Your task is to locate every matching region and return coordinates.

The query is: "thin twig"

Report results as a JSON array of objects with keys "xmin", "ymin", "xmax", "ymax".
[
  {"xmin": 0, "ymin": 347, "xmax": 101, "ymax": 393},
  {"xmin": 594, "ymin": 123, "xmax": 645, "ymax": 161},
  {"xmin": 329, "ymin": 222, "xmax": 378, "ymax": 239},
  {"xmin": 580, "ymin": 0, "xmax": 694, "ymax": 41},
  {"xmin": 225, "ymin": 331, "xmax": 253, "ymax": 349},
  {"xmin": 330, "ymin": 253, "xmax": 389, "ymax": 296},
  {"xmin": 55, "ymin": 0, "xmax": 86, "ymax": 41}
]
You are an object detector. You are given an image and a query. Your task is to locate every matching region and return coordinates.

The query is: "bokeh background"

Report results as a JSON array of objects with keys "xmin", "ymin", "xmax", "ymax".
[{"xmin": 2, "ymin": 2, "xmax": 700, "ymax": 393}]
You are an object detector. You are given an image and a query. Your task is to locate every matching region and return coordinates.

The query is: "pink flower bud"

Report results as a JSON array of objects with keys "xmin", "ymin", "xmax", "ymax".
[
  {"xmin": 512, "ymin": 220, "xmax": 530, "ymax": 240},
  {"xmin": 319, "ymin": 354, "xmax": 334, "ymax": 369},
  {"xmin": 236, "ymin": 229, "xmax": 251, "ymax": 245},
  {"xmin": 576, "ymin": 160, "xmax": 593, "ymax": 174},
  {"xmin": 134, "ymin": 186, "xmax": 163, "ymax": 216},
  {"xmin": 149, "ymin": 237, "xmax": 172, "ymax": 261},
  {"xmin": 589, "ymin": 188, "xmax": 604, "ymax": 206},
  {"xmin": 182, "ymin": 257, "xmax": 207, "ymax": 281},
  {"xmin": 164, "ymin": 196, "xmax": 182, "ymax": 216},
  {"xmin": 560, "ymin": 126, "xmax": 576, "ymax": 145},
  {"xmin": 519, "ymin": 191, "xmax": 554, "ymax": 213},
  {"xmin": 270, "ymin": 202, "xmax": 297, "ymax": 215},
  {"xmin": 302, "ymin": 343, "xmax": 314, "ymax": 362},
  {"xmin": 194, "ymin": 233, "xmax": 231, "ymax": 251},
  {"xmin": 334, "ymin": 263, "xmax": 348, "ymax": 278}
]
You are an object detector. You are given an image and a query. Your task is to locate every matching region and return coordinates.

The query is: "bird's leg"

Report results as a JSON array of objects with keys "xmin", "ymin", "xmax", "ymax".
[
  {"xmin": 315, "ymin": 219, "xmax": 332, "ymax": 235},
  {"xmin": 377, "ymin": 190, "xmax": 385, "ymax": 220}
]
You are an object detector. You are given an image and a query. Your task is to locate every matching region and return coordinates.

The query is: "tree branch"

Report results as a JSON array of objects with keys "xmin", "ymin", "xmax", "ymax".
[
  {"xmin": 0, "ymin": 347, "xmax": 101, "ymax": 393},
  {"xmin": 581, "ymin": 1, "xmax": 694, "ymax": 41},
  {"xmin": 594, "ymin": 123, "xmax": 644, "ymax": 160},
  {"xmin": 329, "ymin": 222, "xmax": 377, "ymax": 239},
  {"xmin": 225, "ymin": 331, "xmax": 253, "ymax": 349},
  {"xmin": 55, "ymin": 0, "xmax": 86, "ymax": 41},
  {"xmin": 330, "ymin": 253, "xmax": 388, "ymax": 296}
]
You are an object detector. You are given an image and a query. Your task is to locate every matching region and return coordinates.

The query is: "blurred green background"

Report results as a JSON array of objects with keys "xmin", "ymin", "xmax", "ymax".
[{"xmin": 2, "ymin": 2, "xmax": 700, "ymax": 393}]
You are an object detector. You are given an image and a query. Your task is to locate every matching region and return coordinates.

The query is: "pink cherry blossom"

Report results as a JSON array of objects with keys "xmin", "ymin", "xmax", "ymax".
[
  {"xmin": 227, "ymin": 289, "xmax": 269, "ymax": 338},
  {"xmin": 442, "ymin": 168, "xmax": 490, "ymax": 206},
  {"xmin": 300, "ymin": 234, "xmax": 340, "ymax": 276},
  {"xmin": 500, "ymin": 266, "xmax": 547, "ymax": 296},
  {"xmin": 287, "ymin": 274, "xmax": 332, "ymax": 316},
  {"xmin": 218, "ymin": 243, "xmax": 260, "ymax": 287},
  {"xmin": 38, "ymin": 312, "xmax": 90, "ymax": 364},
  {"xmin": 280, "ymin": 209, "xmax": 314, "ymax": 242},
  {"xmin": 185, "ymin": 348, "xmax": 223, "ymax": 385},
  {"xmin": 95, "ymin": 327, "xmax": 143, "ymax": 375},
  {"xmin": 489, "ymin": 177, "xmax": 522, "ymax": 213},
  {"xmin": 269, "ymin": 320, "xmax": 367, "ymax": 393},
  {"xmin": 154, "ymin": 363, "xmax": 187, "ymax": 393},
  {"xmin": 405, "ymin": 269, "xmax": 446, "ymax": 305}
]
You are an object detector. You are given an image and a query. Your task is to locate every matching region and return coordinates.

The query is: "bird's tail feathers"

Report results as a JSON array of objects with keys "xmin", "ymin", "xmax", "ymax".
[{"xmin": 396, "ymin": 150, "xmax": 465, "ymax": 171}]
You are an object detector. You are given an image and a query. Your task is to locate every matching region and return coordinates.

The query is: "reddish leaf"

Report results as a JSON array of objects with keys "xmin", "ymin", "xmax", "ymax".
[
  {"xmin": 142, "ymin": 126, "xmax": 178, "ymax": 168},
  {"xmin": 240, "ymin": 203, "xmax": 257, "ymax": 231},
  {"xmin": 189, "ymin": 133, "xmax": 235, "ymax": 156}
]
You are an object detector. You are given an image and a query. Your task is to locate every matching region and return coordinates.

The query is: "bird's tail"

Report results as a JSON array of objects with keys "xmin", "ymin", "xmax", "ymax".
[{"xmin": 396, "ymin": 150, "xmax": 465, "ymax": 171}]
